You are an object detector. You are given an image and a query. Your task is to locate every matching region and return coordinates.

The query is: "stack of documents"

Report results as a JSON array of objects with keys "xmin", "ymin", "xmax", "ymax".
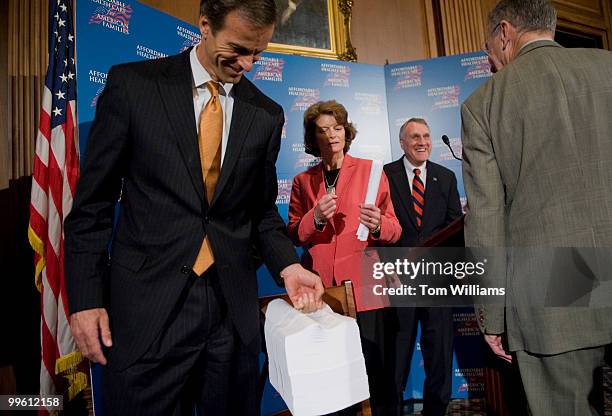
[{"xmin": 265, "ymin": 299, "xmax": 370, "ymax": 416}]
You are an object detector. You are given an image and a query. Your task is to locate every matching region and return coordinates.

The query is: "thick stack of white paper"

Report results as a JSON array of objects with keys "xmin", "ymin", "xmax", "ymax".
[
  {"xmin": 265, "ymin": 299, "xmax": 370, "ymax": 416},
  {"xmin": 357, "ymin": 159, "xmax": 383, "ymax": 241}
]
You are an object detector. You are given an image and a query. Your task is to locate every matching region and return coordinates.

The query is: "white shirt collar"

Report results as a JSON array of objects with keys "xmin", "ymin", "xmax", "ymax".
[
  {"xmin": 189, "ymin": 45, "xmax": 234, "ymax": 96},
  {"xmin": 403, "ymin": 156, "xmax": 427, "ymax": 174}
]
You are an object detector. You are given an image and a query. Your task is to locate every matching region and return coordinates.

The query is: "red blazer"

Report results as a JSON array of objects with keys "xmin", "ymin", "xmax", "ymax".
[{"xmin": 288, "ymin": 154, "xmax": 402, "ymax": 311}]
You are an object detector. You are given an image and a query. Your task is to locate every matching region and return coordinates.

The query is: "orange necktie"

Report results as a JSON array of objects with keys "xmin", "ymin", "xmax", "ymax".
[{"xmin": 193, "ymin": 81, "xmax": 223, "ymax": 275}]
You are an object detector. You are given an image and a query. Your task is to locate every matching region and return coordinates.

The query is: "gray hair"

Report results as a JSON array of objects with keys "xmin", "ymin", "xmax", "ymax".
[
  {"xmin": 488, "ymin": 0, "xmax": 557, "ymax": 34},
  {"xmin": 399, "ymin": 117, "xmax": 429, "ymax": 139}
]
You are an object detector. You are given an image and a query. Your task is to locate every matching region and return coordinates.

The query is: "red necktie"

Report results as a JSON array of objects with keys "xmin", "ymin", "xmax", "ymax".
[{"xmin": 412, "ymin": 168, "xmax": 425, "ymax": 227}]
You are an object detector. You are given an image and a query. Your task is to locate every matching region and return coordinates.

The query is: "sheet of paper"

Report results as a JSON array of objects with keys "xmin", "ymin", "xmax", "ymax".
[{"xmin": 357, "ymin": 159, "xmax": 383, "ymax": 241}]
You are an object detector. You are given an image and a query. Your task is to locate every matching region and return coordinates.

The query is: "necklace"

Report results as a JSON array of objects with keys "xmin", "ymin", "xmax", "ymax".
[{"xmin": 324, "ymin": 168, "xmax": 340, "ymax": 194}]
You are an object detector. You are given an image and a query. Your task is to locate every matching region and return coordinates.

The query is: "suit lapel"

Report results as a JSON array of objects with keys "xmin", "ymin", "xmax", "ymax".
[
  {"xmin": 157, "ymin": 49, "xmax": 205, "ymax": 204},
  {"xmin": 313, "ymin": 164, "xmax": 327, "ymax": 201},
  {"xmin": 422, "ymin": 160, "xmax": 438, "ymax": 227},
  {"xmin": 211, "ymin": 77, "xmax": 257, "ymax": 206},
  {"xmin": 311, "ymin": 164, "xmax": 333, "ymax": 230},
  {"xmin": 334, "ymin": 154, "xmax": 357, "ymax": 216},
  {"xmin": 388, "ymin": 158, "xmax": 418, "ymax": 229}
]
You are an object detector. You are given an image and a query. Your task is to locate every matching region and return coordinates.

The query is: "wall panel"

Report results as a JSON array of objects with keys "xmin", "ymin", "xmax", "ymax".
[
  {"xmin": 439, "ymin": 0, "xmax": 485, "ymax": 55},
  {"xmin": 138, "ymin": 0, "xmax": 612, "ymax": 65},
  {"xmin": 1, "ymin": 0, "xmax": 9, "ymax": 189},
  {"xmin": 140, "ymin": 0, "xmax": 434, "ymax": 65},
  {"xmin": 351, "ymin": 0, "xmax": 433, "ymax": 64}
]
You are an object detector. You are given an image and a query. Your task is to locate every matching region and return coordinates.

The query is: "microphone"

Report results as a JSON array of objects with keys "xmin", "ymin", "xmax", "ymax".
[{"xmin": 442, "ymin": 135, "xmax": 462, "ymax": 161}]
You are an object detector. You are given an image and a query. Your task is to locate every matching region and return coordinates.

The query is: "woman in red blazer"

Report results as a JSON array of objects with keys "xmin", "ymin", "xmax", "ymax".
[{"xmin": 287, "ymin": 100, "xmax": 401, "ymax": 415}]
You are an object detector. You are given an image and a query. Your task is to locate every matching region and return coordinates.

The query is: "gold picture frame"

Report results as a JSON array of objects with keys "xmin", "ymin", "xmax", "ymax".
[{"xmin": 267, "ymin": 0, "xmax": 357, "ymax": 61}]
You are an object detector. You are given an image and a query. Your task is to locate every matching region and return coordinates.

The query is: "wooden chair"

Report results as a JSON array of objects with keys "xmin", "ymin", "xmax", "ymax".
[{"xmin": 259, "ymin": 281, "xmax": 372, "ymax": 416}]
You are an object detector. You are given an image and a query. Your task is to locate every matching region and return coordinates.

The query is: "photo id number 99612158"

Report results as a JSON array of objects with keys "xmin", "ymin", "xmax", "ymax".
[{"xmin": 0, "ymin": 395, "xmax": 63, "ymax": 410}]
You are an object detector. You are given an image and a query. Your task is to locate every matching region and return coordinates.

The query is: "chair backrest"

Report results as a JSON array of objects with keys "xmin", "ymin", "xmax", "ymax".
[{"xmin": 258, "ymin": 280, "xmax": 371, "ymax": 416}]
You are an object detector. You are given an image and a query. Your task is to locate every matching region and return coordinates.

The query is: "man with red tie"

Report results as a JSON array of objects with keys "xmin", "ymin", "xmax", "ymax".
[{"xmin": 384, "ymin": 118, "xmax": 462, "ymax": 416}]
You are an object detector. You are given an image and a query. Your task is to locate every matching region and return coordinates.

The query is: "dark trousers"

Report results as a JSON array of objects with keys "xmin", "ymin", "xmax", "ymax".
[
  {"xmin": 359, "ymin": 308, "xmax": 396, "ymax": 416},
  {"xmin": 516, "ymin": 345, "xmax": 610, "ymax": 416},
  {"xmin": 324, "ymin": 308, "xmax": 396, "ymax": 416},
  {"xmin": 102, "ymin": 268, "xmax": 259, "ymax": 416},
  {"xmin": 393, "ymin": 307, "xmax": 453, "ymax": 416}
]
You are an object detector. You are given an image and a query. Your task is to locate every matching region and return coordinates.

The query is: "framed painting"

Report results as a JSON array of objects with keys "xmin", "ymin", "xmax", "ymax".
[{"xmin": 268, "ymin": 0, "xmax": 357, "ymax": 61}]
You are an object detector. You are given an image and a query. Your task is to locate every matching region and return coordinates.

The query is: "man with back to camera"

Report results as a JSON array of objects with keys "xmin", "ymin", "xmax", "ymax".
[
  {"xmin": 384, "ymin": 118, "xmax": 462, "ymax": 416},
  {"xmin": 64, "ymin": 1, "xmax": 324, "ymax": 414},
  {"xmin": 461, "ymin": 0, "xmax": 612, "ymax": 414}
]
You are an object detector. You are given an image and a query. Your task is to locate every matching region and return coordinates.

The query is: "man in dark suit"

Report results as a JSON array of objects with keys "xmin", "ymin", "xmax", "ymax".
[
  {"xmin": 64, "ymin": 1, "xmax": 323, "ymax": 415},
  {"xmin": 384, "ymin": 118, "xmax": 462, "ymax": 416}
]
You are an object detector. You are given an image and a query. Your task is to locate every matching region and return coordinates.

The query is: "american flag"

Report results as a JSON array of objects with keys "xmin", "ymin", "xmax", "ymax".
[{"xmin": 28, "ymin": 0, "xmax": 85, "ymax": 411}]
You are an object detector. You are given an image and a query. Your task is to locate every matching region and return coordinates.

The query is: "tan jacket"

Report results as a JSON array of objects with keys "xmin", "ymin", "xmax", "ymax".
[{"xmin": 461, "ymin": 40, "xmax": 612, "ymax": 354}]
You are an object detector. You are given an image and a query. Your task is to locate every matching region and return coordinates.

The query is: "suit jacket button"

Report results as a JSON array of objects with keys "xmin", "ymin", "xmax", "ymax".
[
  {"xmin": 203, "ymin": 216, "xmax": 210, "ymax": 224},
  {"xmin": 181, "ymin": 266, "xmax": 191, "ymax": 275}
]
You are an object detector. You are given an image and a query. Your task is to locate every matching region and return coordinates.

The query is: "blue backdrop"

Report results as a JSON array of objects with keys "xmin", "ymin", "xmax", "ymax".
[{"xmin": 74, "ymin": 0, "xmax": 490, "ymax": 413}]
